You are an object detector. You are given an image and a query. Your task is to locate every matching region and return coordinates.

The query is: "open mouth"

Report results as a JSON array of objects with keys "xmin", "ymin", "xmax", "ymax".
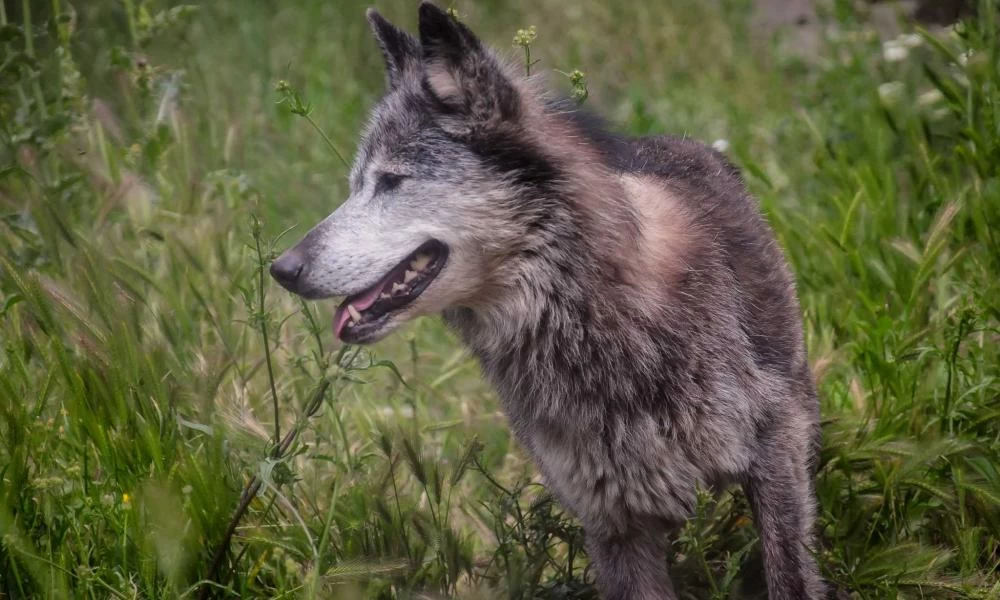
[{"xmin": 333, "ymin": 239, "xmax": 448, "ymax": 343}]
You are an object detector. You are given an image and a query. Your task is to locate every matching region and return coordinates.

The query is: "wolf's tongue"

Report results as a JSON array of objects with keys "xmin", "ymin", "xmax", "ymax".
[{"xmin": 333, "ymin": 284, "xmax": 384, "ymax": 339}]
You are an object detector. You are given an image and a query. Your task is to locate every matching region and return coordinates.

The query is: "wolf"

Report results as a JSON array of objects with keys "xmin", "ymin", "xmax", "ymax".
[{"xmin": 270, "ymin": 3, "xmax": 823, "ymax": 599}]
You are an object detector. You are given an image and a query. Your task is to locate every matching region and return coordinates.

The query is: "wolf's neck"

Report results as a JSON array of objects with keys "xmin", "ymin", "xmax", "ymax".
[
  {"xmin": 446, "ymin": 240, "xmax": 601, "ymax": 351},
  {"xmin": 444, "ymin": 111, "xmax": 648, "ymax": 404},
  {"xmin": 443, "ymin": 183, "xmax": 642, "ymax": 403}
]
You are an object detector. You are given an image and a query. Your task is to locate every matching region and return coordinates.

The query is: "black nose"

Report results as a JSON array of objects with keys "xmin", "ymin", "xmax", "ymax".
[{"xmin": 270, "ymin": 249, "xmax": 305, "ymax": 289}]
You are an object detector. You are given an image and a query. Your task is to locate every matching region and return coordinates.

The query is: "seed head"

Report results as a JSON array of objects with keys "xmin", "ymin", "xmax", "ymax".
[{"xmin": 513, "ymin": 26, "xmax": 537, "ymax": 49}]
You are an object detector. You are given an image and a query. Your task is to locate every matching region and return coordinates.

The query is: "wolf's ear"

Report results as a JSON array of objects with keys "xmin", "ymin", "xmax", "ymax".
[
  {"xmin": 367, "ymin": 8, "xmax": 420, "ymax": 90},
  {"xmin": 417, "ymin": 2, "xmax": 519, "ymax": 125}
]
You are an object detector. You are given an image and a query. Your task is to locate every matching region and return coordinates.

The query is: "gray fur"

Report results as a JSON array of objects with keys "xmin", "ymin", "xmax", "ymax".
[{"xmin": 272, "ymin": 3, "xmax": 823, "ymax": 598}]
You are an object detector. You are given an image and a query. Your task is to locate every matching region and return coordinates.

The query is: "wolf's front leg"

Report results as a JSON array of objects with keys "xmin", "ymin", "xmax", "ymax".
[{"xmin": 586, "ymin": 525, "xmax": 676, "ymax": 600}]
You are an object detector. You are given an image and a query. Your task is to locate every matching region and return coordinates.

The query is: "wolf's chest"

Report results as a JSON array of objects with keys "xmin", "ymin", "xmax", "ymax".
[{"xmin": 512, "ymin": 406, "xmax": 751, "ymax": 536}]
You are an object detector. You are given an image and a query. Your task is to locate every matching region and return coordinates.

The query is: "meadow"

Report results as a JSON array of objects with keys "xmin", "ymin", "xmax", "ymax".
[{"xmin": 1, "ymin": 0, "xmax": 999, "ymax": 598}]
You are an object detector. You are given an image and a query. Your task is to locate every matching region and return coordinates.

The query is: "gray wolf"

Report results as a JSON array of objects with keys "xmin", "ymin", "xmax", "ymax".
[{"xmin": 270, "ymin": 3, "xmax": 823, "ymax": 598}]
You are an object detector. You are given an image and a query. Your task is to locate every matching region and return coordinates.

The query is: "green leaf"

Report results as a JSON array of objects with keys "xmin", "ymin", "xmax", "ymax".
[
  {"xmin": 258, "ymin": 457, "xmax": 297, "ymax": 489},
  {"xmin": 176, "ymin": 415, "xmax": 213, "ymax": 436},
  {"xmin": 0, "ymin": 293, "xmax": 24, "ymax": 317},
  {"xmin": 0, "ymin": 165, "xmax": 28, "ymax": 182},
  {"xmin": 922, "ymin": 63, "xmax": 964, "ymax": 107},
  {"xmin": 371, "ymin": 358, "xmax": 410, "ymax": 388},
  {"xmin": 0, "ymin": 53, "xmax": 39, "ymax": 85},
  {"xmin": 917, "ymin": 27, "xmax": 960, "ymax": 64}
]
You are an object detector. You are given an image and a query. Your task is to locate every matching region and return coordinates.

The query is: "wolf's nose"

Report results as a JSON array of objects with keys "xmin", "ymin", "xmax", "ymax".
[{"xmin": 270, "ymin": 249, "xmax": 305, "ymax": 289}]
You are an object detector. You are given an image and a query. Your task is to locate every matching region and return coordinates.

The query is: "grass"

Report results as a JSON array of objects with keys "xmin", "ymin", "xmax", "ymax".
[{"xmin": 1, "ymin": 0, "xmax": 999, "ymax": 597}]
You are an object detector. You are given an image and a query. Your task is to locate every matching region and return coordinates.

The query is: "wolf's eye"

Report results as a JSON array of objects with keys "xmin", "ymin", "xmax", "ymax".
[{"xmin": 374, "ymin": 172, "xmax": 406, "ymax": 195}]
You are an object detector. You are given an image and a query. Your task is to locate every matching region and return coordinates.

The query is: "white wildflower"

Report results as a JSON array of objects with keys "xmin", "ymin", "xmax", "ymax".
[
  {"xmin": 711, "ymin": 139, "xmax": 730, "ymax": 153},
  {"xmin": 377, "ymin": 405, "xmax": 414, "ymax": 419},
  {"xmin": 878, "ymin": 81, "xmax": 905, "ymax": 104},
  {"xmin": 930, "ymin": 107, "xmax": 951, "ymax": 122},
  {"xmin": 882, "ymin": 40, "xmax": 908, "ymax": 63},
  {"xmin": 917, "ymin": 89, "xmax": 944, "ymax": 107}
]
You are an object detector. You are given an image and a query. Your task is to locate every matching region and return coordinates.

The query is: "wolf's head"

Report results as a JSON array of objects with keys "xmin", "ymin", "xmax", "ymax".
[{"xmin": 271, "ymin": 2, "xmax": 572, "ymax": 344}]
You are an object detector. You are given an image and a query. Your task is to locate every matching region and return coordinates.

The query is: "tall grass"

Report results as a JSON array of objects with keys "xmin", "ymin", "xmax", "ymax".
[{"xmin": 1, "ymin": 0, "xmax": 998, "ymax": 598}]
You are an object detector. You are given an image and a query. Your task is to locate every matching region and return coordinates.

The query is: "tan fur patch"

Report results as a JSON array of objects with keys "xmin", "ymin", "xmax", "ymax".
[
  {"xmin": 513, "ymin": 80, "xmax": 645, "ymax": 283},
  {"xmin": 620, "ymin": 174, "xmax": 697, "ymax": 299},
  {"xmin": 425, "ymin": 61, "xmax": 461, "ymax": 101}
]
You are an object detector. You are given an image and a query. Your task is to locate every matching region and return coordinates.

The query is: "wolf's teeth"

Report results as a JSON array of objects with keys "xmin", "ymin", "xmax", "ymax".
[
  {"xmin": 403, "ymin": 269, "xmax": 418, "ymax": 283},
  {"xmin": 379, "ymin": 292, "xmax": 391, "ymax": 300},
  {"xmin": 409, "ymin": 253, "xmax": 431, "ymax": 271},
  {"xmin": 391, "ymin": 282, "xmax": 407, "ymax": 295},
  {"xmin": 347, "ymin": 304, "xmax": 362, "ymax": 323}
]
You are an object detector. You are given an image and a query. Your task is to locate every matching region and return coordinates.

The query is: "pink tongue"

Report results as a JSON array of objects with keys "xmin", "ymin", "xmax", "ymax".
[{"xmin": 333, "ymin": 283, "xmax": 385, "ymax": 339}]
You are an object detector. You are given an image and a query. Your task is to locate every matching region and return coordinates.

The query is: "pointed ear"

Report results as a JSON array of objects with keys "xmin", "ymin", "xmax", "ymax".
[
  {"xmin": 417, "ymin": 2, "xmax": 519, "ymax": 124},
  {"xmin": 367, "ymin": 8, "xmax": 420, "ymax": 90}
]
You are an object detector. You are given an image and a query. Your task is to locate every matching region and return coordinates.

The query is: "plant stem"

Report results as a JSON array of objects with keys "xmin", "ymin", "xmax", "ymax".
[
  {"xmin": 202, "ymin": 346, "xmax": 351, "ymax": 597},
  {"xmin": 698, "ymin": 543, "xmax": 721, "ymax": 598},
  {"xmin": 302, "ymin": 114, "xmax": 350, "ymax": 169},
  {"xmin": 389, "ymin": 460, "xmax": 413, "ymax": 564},
  {"xmin": 298, "ymin": 299, "xmax": 325, "ymax": 367},
  {"xmin": 313, "ymin": 479, "xmax": 340, "ymax": 593},
  {"xmin": 253, "ymin": 226, "xmax": 281, "ymax": 449},
  {"xmin": 22, "ymin": 0, "xmax": 47, "ymax": 119},
  {"xmin": 51, "ymin": 0, "xmax": 63, "ymax": 114},
  {"xmin": 199, "ymin": 378, "xmax": 332, "ymax": 599},
  {"xmin": 122, "ymin": 0, "xmax": 138, "ymax": 47}
]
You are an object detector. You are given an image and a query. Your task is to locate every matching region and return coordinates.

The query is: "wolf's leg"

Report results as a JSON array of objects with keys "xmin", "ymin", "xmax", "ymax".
[
  {"xmin": 744, "ymin": 424, "xmax": 824, "ymax": 600},
  {"xmin": 586, "ymin": 525, "xmax": 676, "ymax": 600}
]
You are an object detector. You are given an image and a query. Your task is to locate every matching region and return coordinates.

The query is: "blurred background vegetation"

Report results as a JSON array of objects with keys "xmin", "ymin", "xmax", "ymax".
[{"xmin": 1, "ymin": 0, "xmax": 999, "ymax": 598}]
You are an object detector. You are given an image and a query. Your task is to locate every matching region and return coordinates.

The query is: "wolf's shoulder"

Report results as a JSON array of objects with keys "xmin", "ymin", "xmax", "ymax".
[
  {"xmin": 555, "ymin": 104, "xmax": 740, "ymax": 183},
  {"xmin": 599, "ymin": 134, "xmax": 760, "ymax": 229},
  {"xmin": 556, "ymin": 107, "xmax": 751, "ymax": 215},
  {"xmin": 611, "ymin": 135, "xmax": 742, "ymax": 186}
]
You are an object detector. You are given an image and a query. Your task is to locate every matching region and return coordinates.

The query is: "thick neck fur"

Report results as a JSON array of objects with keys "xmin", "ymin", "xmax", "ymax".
[
  {"xmin": 442, "ymin": 100, "xmax": 693, "ymax": 428},
  {"xmin": 447, "ymin": 98, "xmax": 638, "ymax": 337}
]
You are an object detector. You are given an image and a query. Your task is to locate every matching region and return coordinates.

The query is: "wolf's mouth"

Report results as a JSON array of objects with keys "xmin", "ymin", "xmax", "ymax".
[{"xmin": 333, "ymin": 239, "xmax": 448, "ymax": 343}]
